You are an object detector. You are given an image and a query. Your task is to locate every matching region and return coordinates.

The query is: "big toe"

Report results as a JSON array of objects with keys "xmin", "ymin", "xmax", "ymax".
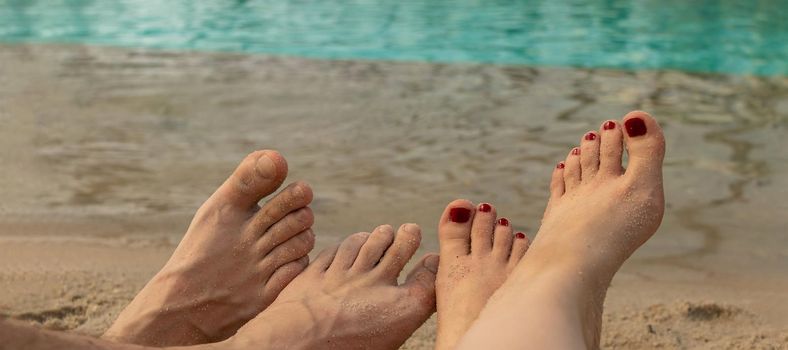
[
  {"xmin": 621, "ymin": 111, "xmax": 666, "ymax": 181},
  {"xmin": 438, "ymin": 199, "xmax": 475, "ymax": 258},
  {"xmin": 212, "ymin": 150, "xmax": 289, "ymax": 210},
  {"xmin": 402, "ymin": 254, "xmax": 439, "ymax": 313}
]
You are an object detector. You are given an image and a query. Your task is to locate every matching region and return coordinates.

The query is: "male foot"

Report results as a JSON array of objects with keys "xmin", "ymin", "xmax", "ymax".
[
  {"xmin": 457, "ymin": 111, "xmax": 666, "ymax": 349},
  {"xmin": 434, "ymin": 200, "xmax": 529, "ymax": 350},
  {"xmin": 228, "ymin": 224, "xmax": 439, "ymax": 350},
  {"xmin": 104, "ymin": 150, "xmax": 316, "ymax": 346}
]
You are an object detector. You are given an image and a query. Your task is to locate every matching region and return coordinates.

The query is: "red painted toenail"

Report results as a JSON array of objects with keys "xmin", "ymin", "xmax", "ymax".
[
  {"xmin": 497, "ymin": 218, "xmax": 509, "ymax": 226},
  {"xmin": 603, "ymin": 121, "xmax": 616, "ymax": 130},
  {"xmin": 515, "ymin": 232, "xmax": 526, "ymax": 239},
  {"xmin": 479, "ymin": 203, "xmax": 492, "ymax": 213},
  {"xmin": 584, "ymin": 132, "xmax": 597, "ymax": 141},
  {"xmin": 571, "ymin": 147, "xmax": 580, "ymax": 155},
  {"xmin": 557, "ymin": 162, "xmax": 565, "ymax": 169},
  {"xmin": 624, "ymin": 117, "xmax": 647, "ymax": 137},
  {"xmin": 449, "ymin": 207, "xmax": 471, "ymax": 223}
]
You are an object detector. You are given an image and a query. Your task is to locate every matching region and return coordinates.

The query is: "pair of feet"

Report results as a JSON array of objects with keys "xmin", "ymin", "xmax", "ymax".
[
  {"xmin": 104, "ymin": 151, "xmax": 437, "ymax": 349},
  {"xmin": 104, "ymin": 111, "xmax": 665, "ymax": 349}
]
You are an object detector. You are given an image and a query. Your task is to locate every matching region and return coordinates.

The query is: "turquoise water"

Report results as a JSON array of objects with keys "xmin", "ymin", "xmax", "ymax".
[{"xmin": 0, "ymin": 0, "xmax": 785, "ymax": 75}]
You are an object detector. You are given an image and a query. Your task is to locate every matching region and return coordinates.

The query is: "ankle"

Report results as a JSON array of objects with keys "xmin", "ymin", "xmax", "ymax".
[{"xmin": 506, "ymin": 258, "xmax": 608, "ymax": 349}]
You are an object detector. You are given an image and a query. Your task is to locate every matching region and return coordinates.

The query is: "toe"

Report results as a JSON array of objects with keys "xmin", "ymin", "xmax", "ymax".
[
  {"xmin": 328, "ymin": 232, "xmax": 371, "ymax": 272},
  {"xmin": 351, "ymin": 225, "xmax": 396, "ymax": 272},
  {"xmin": 248, "ymin": 181, "xmax": 313, "ymax": 235},
  {"xmin": 374, "ymin": 223, "xmax": 422, "ymax": 282},
  {"xmin": 438, "ymin": 199, "xmax": 475, "ymax": 258},
  {"xmin": 580, "ymin": 131, "xmax": 601, "ymax": 180},
  {"xmin": 563, "ymin": 147, "xmax": 582, "ymax": 190},
  {"xmin": 492, "ymin": 217, "xmax": 514, "ymax": 261},
  {"xmin": 212, "ymin": 150, "xmax": 288, "ymax": 210},
  {"xmin": 260, "ymin": 255, "xmax": 309, "ymax": 307},
  {"xmin": 508, "ymin": 232, "xmax": 530, "ymax": 271},
  {"xmin": 470, "ymin": 203, "xmax": 496, "ymax": 255},
  {"xmin": 254, "ymin": 207, "xmax": 314, "ymax": 255},
  {"xmin": 401, "ymin": 254, "xmax": 439, "ymax": 313},
  {"xmin": 258, "ymin": 229, "xmax": 315, "ymax": 276},
  {"xmin": 549, "ymin": 162, "xmax": 566, "ymax": 201},
  {"xmin": 621, "ymin": 111, "xmax": 666, "ymax": 181},
  {"xmin": 308, "ymin": 244, "xmax": 340, "ymax": 273},
  {"xmin": 599, "ymin": 119, "xmax": 624, "ymax": 176}
]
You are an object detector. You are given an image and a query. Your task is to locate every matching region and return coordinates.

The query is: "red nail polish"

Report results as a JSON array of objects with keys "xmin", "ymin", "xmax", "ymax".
[
  {"xmin": 557, "ymin": 162, "xmax": 565, "ymax": 169},
  {"xmin": 603, "ymin": 121, "xmax": 616, "ymax": 130},
  {"xmin": 449, "ymin": 207, "xmax": 471, "ymax": 223},
  {"xmin": 584, "ymin": 132, "xmax": 597, "ymax": 141},
  {"xmin": 479, "ymin": 203, "xmax": 492, "ymax": 213},
  {"xmin": 515, "ymin": 232, "xmax": 526, "ymax": 239},
  {"xmin": 624, "ymin": 117, "xmax": 647, "ymax": 137},
  {"xmin": 497, "ymin": 218, "xmax": 509, "ymax": 226},
  {"xmin": 571, "ymin": 147, "xmax": 580, "ymax": 155}
]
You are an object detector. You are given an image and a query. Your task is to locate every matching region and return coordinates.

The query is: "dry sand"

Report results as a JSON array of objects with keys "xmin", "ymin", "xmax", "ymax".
[{"xmin": 0, "ymin": 44, "xmax": 787, "ymax": 349}]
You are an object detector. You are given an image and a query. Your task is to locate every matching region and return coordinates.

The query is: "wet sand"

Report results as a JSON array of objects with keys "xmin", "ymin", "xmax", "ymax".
[{"xmin": 0, "ymin": 44, "xmax": 787, "ymax": 348}]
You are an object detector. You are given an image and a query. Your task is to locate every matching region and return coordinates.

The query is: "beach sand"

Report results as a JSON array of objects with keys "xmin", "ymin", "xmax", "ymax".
[{"xmin": 0, "ymin": 44, "xmax": 786, "ymax": 349}]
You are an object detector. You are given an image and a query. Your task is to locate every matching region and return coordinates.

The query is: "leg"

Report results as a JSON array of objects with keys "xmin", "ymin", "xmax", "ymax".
[
  {"xmin": 457, "ymin": 111, "xmax": 666, "ymax": 349},
  {"xmin": 0, "ymin": 319, "xmax": 170, "ymax": 350},
  {"xmin": 105, "ymin": 150, "xmax": 315, "ymax": 346}
]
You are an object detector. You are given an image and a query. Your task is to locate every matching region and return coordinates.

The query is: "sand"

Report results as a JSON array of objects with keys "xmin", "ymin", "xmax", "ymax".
[{"xmin": 0, "ymin": 43, "xmax": 787, "ymax": 349}]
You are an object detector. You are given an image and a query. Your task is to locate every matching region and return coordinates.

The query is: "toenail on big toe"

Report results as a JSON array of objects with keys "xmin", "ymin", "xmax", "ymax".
[
  {"xmin": 255, "ymin": 154, "xmax": 277, "ymax": 179},
  {"xmin": 624, "ymin": 118, "xmax": 647, "ymax": 137},
  {"xmin": 449, "ymin": 208, "xmax": 471, "ymax": 223}
]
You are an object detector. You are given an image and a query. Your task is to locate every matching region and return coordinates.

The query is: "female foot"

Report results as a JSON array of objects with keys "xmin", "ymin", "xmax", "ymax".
[
  {"xmin": 457, "ymin": 111, "xmax": 666, "ymax": 349},
  {"xmin": 434, "ymin": 200, "xmax": 530, "ymax": 350},
  {"xmin": 228, "ymin": 224, "xmax": 439, "ymax": 350},
  {"xmin": 104, "ymin": 150, "xmax": 316, "ymax": 346}
]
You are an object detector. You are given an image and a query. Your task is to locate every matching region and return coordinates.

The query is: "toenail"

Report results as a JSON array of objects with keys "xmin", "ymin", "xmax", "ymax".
[
  {"xmin": 603, "ymin": 121, "xmax": 616, "ymax": 130},
  {"xmin": 624, "ymin": 117, "xmax": 647, "ymax": 137},
  {"xmin": 571, "ymin": 147, "xmax": 580, "ymax": 155},
  {"xmin": 255, "ymin": 154, "xmax": 277, "ymax": 179},
  {"xmin": 401, "ymin": 223, "xmax": 419, "ymax": 233},
  {"xmin": 449, "ymin": 207, "xmax": 472, "ymax": 223},
  {"xmin": 478, "ymin": 203, "xmax": 492, "ymax": 213},
  {"xmin": 497, "ymin": 218, "xmax": 509, "ymax": 226},
  {"xmin": 515, "ymin": 232, "xmax": 526, "ymax": 239},
  {"xmin": 584, "ymin": 132, "xmax": 597, "ymax": 141},
  {"xmin": 557, "ymin": 162, "xmax": 565, "ymax": 169}
]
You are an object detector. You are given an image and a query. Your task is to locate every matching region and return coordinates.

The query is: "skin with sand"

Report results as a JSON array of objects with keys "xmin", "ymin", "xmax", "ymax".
[
  {"xmin": 104, "ymin": 151, "xmax": 317, "ymax": 346},
  {"xmin": 433, "ymin": 201, "xmax": 530, "ymax": 350},
  {"xmin": 454, "ymin": 111, "xmax": 666, "ymax": 349},
  {"xmin": 98, "ymin": 151, "xmax": 439, "ymax": 350}
]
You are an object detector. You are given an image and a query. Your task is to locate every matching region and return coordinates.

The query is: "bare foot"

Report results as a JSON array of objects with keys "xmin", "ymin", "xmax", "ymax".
[
  {"xmin": 457, "ymin": 111, "xmax": 666, "ymax": 349},
  {"xmin": 104, "ymin": 150, "xmax": 316, "ymax": 346},
  {"xmin": 434, "ymin": 200, "xmax": 529, "ymax": 350},
  {"xmin": 227, "ymin": 224, "xmax": 439, "ymax": 350}
]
